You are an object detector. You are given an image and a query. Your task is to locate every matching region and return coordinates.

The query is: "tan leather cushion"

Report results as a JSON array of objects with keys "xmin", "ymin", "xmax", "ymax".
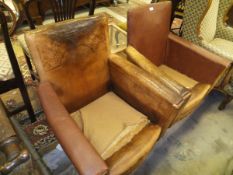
[
  {"xmin": 107, "ymin": 124, "xmax": 161, "ymax": 175},
  {"xmin": 71, "ymin": 92, "xmax": 149, "ymax": 160},
  {"xmin": 159, "ymin": 64, "xmax": 198, "ymax": 89}
]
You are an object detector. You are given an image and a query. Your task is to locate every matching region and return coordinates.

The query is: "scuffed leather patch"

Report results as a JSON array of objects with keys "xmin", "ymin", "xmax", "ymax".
[{"xmin": 35, "ymin": 17, "xmax": 107, "ymax": 72}]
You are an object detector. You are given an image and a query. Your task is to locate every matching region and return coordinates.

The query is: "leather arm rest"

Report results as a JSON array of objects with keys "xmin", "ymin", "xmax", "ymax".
[
  {"xmin": 38, "ymin": 82, "xmax": 108, "ymax": 175},
  {"xmin": 109, "ymin": 54, "xmax": 187, "ymax": 133},
  {"xmin": 166, "ymin": 33, "xmax": 231, "ymax": 85},
  {"xmin": 125, "ymin": 46, "xmax": 191, "ymax": 101}
]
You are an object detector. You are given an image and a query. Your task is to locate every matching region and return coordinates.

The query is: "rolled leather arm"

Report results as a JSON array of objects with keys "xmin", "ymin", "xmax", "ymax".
[
  {"xmin": 38, "ymin": 82, "xmax": 108, "ymax": 175},
  {"xmin": 166, "ymin": 33, "xmax": 232, "ymax": 85},
  {"xmin": 125, "ymin": 46, "xmax": 191, "ymax": 101},
  {"xmin": 109, "ymin": 54, "xmax": 187, "ymax": 133}
]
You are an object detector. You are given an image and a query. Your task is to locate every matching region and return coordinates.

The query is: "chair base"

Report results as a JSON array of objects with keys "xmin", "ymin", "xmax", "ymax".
[{"xmin": 218, "ymin": 94, "xmax": 233, "ymax": 110}]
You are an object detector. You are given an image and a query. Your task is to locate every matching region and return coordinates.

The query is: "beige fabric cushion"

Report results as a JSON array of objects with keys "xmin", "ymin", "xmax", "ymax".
[
  {"xmin": 158, "ymin": 65, "xmax": 198, "ymax": 89},
  {"xmin": 71, "ymin": 92, "xmax": 149, "ymax": 160},
  {"xmin": 0, "ymin": 42, "xmax": 13, "ymax": 81},
  {"xmin": 199, "ymin": 0, "xmax": 219, "ymax": 42},
  {"xmin": 210, "ymin": 38, "xmax": 233, "ymax": 56},
  {"xmin": 0, "ymin": 41, "xmax": 27, "ymax": 81}
]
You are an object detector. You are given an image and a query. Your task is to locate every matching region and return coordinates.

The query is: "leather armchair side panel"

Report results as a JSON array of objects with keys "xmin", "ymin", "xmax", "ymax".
[
  {"xmin": 25, "ymin": 16, "xmax": 110, "ymax": 113},
  {"xmin": 127, "ymin": 2, "xmax": 171, "ymax": 66},
  {"xmin": 109, "ymin": 54, "xmax": 185, "ymax": 133},
  {"xmin": 38, "ymin": 82, "xmax": 109, "ymax": 175},
  {"xmin": 166, "ymin": 33, "xmax": 231, "ymax": 85}
]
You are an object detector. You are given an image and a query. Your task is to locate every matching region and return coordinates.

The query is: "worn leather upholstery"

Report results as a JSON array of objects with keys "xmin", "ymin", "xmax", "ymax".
[
  {"xmin": 26, "ymin": 15, "xmax": 189, "ymax": 175},
  {"xmin": 127, "ymin": 2, "xmax": 171, "ymax": 66},
  {"xmin": 127, "ymin": 2, "xmax": 231, "ymax": 122},
  {"xmin": 26, "ymin": 16, "xmax": 110, "ymax": 113}
]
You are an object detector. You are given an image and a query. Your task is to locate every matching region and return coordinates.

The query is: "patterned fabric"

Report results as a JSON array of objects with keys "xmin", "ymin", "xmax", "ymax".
[
  {"xmin": 199, "ymin": 0, "xmax": 219, "ymax": 42},
  {"xmin": 0, "ymin": 41, "xmax": 32, "ymax": 82},
  {"xmin": 215, "ymin": 0, "xmax": 233, "ymax": 41},
  {"xmin": 182, "ymin": 0, "xmax": 233, "ymax": 96},
  {"xmin": 182, "ymin": 0, "xmax": 210, "ymax": 45},
  {"xmin": 23, "ymin": 115, "xmax": 57, "ymax": 155},
  {"xmin": 0, "ymin": 42, "xmax": 14, "ymax": 81},
  {"xmin": 183, "ymin": 0, "xmax": 233, "ymax": 61},
  {"xmin": 201, "ymin": 38, "xmax": 233, "ymax": 60}
]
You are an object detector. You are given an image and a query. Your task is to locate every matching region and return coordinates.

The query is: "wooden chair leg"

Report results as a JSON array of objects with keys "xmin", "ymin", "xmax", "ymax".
[
  {"xmin": 89, "ymin": 0, "xmax": 96, "ymax": 16},
  {"xmin": 18, "ymin": 84, "xmax": 36, "ymax": 123},
  {"xmin": 218, "ymin": 95, "xmax": 233, "ymax": 110},
  {"xmin": 23, "ymin": 1, "xmax": 36, "ymax": 30}
]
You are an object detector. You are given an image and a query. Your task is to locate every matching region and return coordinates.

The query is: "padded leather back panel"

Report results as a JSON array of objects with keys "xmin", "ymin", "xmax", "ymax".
[
  {"xmin": 127, "ymin": 2, "xmax": 171, "ymax": 66},
  {"xmin": 26, "ymin": 16, "xmax": 110, "ymax": 112}
]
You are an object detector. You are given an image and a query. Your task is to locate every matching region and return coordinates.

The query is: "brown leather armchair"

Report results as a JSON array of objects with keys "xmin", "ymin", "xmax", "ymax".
[
  {"xmin": 126, "ymin": 2, "xmax": 231, "ymax": 123},
  {"xmin": 25, "ymin": 15, "xmax": 189, "ymax": 174}
]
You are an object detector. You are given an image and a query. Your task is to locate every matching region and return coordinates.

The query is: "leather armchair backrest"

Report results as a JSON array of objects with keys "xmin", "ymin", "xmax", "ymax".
[
  {"xmin": 127, "ymin": 2, "xmax": 171, "ymax": 66},
  {"xmin": 25, "ymin": 15, "xmax": 110, "ymax": 112}
]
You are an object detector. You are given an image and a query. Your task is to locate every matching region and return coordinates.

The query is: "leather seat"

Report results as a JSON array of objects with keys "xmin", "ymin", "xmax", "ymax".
[
  {"xmin": 25, "ymin": 15, "xmax": 188, "ymax": 175},
  {"xmin": 125, "ymin": 2, "xmax": 231, "ymax": 123}
]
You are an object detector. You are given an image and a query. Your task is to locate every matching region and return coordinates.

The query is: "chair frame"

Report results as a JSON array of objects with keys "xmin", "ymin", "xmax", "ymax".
[
  {"xmin": 21, "ymin": 0, "xmax": 96, "ymax": 81},
  {"xmin": 0, "ymin": 10, "xmax": 36, "ymax": 123},
  {"xmin": 23, "ymin": 0, "xmax": 96, "ymax": 29}
]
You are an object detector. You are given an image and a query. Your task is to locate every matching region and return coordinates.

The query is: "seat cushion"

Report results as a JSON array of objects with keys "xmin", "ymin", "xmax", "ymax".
[
  {"xmin": 209, "ymin": 38, "xmax": 233, "ymax": 60},
  {"xmin": 158, "ymin": 64, "xmax": 198, "ymax": 89},
  {"xmin": 71, "ymin": 92, "xmax": 149, "ymax": 160},
  {"xmin": 0, "ymin": 42, "xmax": 13, "ymax": 81}
]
